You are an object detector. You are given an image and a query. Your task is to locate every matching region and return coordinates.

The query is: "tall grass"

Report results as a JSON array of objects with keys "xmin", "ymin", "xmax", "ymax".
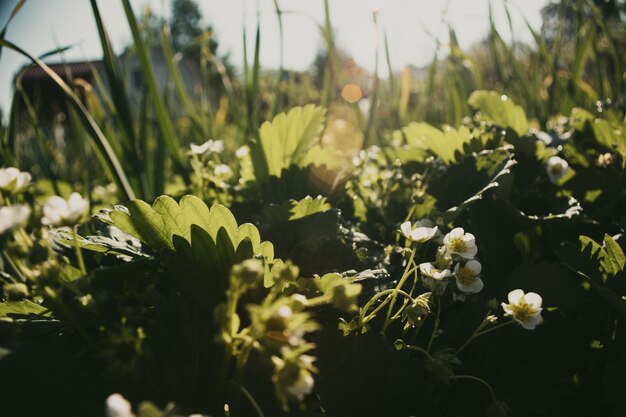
[{"xmin": 1, "ymin": 0, "xmax": 624, "ymax": 202}]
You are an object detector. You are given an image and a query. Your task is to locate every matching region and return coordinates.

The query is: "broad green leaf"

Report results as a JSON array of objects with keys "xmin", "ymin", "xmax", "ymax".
[
  {"xmin": 0, "ymin": 300, "xmax": 49, "ymax": 317},
  {"xmin": 580, "ymin": 234, "xmax": 626, "ymax": 281},
  {"xmin": 591, "ymin": 119, "xmax": 626, "ymax": 168},
  {"xmin": 237, "ymin": 223, "xmax": 262, "ymax": 251},
  {"xmin": 152, "ymin": 196, "xmax": 189, "ymax": 242},
  {"xmin": 569, "ymin": 107, "xmax": 595, "ymax": 131},
  {"xmin": 206, "ymin": 204, "xmax": 239, "ymax": 246},
  {"xmin": 252, "ymin": 105, "xmax": 326, "ymax": 181},
  {"xmin": 110, "ymin": 196, "xmax": 270, "ymax": 258},
  {"xmin": 468, "ymin": 90, "xmax": 529, "ymax": 136},
  {"xmin": 299, "ymin": 145, "xmax": 345, "ymax": 170},
  {"xmin": 179, "ymin": 195, "xmax": 212, "ymax": 233},
  {"xmin": 111, "ymin": 199, "xmax": 171, "ymax": 250},
  {"xmin": 316, "ymin": 272, "xmax": 344, "ymax": 293},
  {"xmin": 290, "ymin": 196, "xmax": 331, "ymax": 220},
  {"xmin": 403, "ymin": 123, "xmax": 474, "ymax": 164},
  {"xmin": 109, "ymin": 195, "xmax": 278, "ymax": 288},
  {"xmin": 603, "ymin": 234, "xmax": 626, "ymax": 276},
  {"xmin": 260, "ymin": 196, "xmax": 332, "ymax": 223}
]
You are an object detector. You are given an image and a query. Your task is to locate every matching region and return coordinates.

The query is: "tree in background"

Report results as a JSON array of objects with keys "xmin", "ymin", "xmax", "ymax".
[{"xmin": 170, "ymin": 0, "xmax": 218, "ymax": 61}]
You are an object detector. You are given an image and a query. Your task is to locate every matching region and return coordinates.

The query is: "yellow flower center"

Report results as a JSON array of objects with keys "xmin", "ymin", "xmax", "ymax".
[
  {"xmin": 448, "ymin": 236, "xmax": 467, "ymax": 254},
  {"xmin": 510, "ymin": 301, "xmax": 535, "ymax": 322},
  {"xmin": 457, "ymin": 267, "xmax": 475, "ymax": 285}
]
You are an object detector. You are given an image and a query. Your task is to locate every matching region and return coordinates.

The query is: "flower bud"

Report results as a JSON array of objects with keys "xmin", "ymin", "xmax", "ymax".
[
  {"xmin": 402, "ymin": 292, "xmax": 431, "ymax": 327},
  {"xmin": 231, "ymin": 258, "xmax": 264, "ymax": 287},
  {"xmin": 272, "ymin": 354, "xmax": 316, "ymax": 400},
  {"xmin": 3, "ymin": 282, "xmax": 29, "ymax": 300},
  {"xmin": 435, "ymin": 246, "xmax": 452, "ymax": 269},
  {"xmin": 274, "ymin": 260, "xmax": 300, "ymax": 283},
  {"xmin": 266, "ymin": 305, "xmax": 293, "ymax": 334}
]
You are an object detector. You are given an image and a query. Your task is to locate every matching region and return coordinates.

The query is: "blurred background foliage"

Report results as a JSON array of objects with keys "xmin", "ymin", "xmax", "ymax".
[{"xmin": 1, "ymin": 0, "xmax": 625, "ymax": 203}]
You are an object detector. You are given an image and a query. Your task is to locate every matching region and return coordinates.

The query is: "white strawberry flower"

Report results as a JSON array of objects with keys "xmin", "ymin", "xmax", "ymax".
[
  {"xmin": 0, "ymin": 205, "xmax": 31, "ymax": 235},
  {"xmin": 546, "ymin": 156, "xmax": 569, "ymax": 184},
  {"xmin": 214, "ymin": 164, "xmax": 234, "ymax": 181},
  {"xmin": 236, "ymin": 145, "xmax": 250, "ymax": 158},
  {"xmin": 501, "ymin": 289, "xmax": 543, "ymax": 330},
  {"xmin": 454, "ymin": 260, "xmax": 484, "ymax": 294},
  {"xmin": 0, "ymin": 167, "xmax": 31, "ymax": 193},
  {"xmin": 106, "ymin": 393, "xmax": 135, "ymax": 417},
  {"xmin": 420, "ymin": 262, "xmax": 452, "ymax": 293},
  {"xmin": 41, "ymin": 193, "xmax": 88, "ymax": 227},
  {"xmin": 443, "ymin": 227, "xmax": 478, "ymax": 259},
  {"xmin": 189, "ymin": 139, "xmax": 224, "ymax": 155},
  {"xmin": 400, "ymin": 221, "xmax": 438, "ymax": 243},
  {"xmin": 419, "ymin": 262, "xmax": 453, "ymax": 280}
]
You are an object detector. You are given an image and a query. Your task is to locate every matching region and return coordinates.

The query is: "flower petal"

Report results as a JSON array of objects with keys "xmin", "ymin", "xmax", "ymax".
[
  {"xmin": 450, "ymin": 227, "xmax": 464, "ymax": 238},
  {"xmin": 524, "ymin": 292, "xmax": 543, "ymax": 309},
  {"xmin": 520, "ymin": 313, "xmax": 543, "ymax": 330},
  {"xmin": 400, "ymin": 221, "xmax": 412, "ymax": 239},
  {"xmin": 501, "ymin": 302, "xmax": 513, "ymax": 316},
  {"xmin": 419, "ymin": 262, "xmax": 433, "ymax": 276},
  {"xmin": 463, "ymin": 233, "xmax": 476, "ymax": 247},
  {"xmin": 508, "ymin": 289, "xmax": 524, "ymax": 304},
  {"xmin": 461, "ymin": 245, "xmax": 478, "ymax": 259},
  {"xmin": 465, "ymin": 260, "xmax": 482, "ymax": 275},
  {"xmin": 457, "ymin": 277, "xmax": 483, "ymax": 294}
]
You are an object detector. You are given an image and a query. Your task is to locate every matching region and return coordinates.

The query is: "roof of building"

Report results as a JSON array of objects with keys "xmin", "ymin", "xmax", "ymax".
[{"xmin": 17, "ymin": 60, "xmax": 103, "ymax": 81}]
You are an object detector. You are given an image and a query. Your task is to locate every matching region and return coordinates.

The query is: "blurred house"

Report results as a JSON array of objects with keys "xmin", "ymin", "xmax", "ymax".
[
  {"xmin": 120, "ymin": 45, "xmax": 202, "ymax": 103},
  {"xmin": 12, "ymin": 46, "xmax": 202, "ymax": 125},
  {"xmin": 14, "ymin": 60, "xmax": 107, "ymax": 125}
]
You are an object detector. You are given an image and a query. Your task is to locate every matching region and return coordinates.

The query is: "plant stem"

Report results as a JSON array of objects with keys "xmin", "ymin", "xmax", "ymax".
[
  {"xmin": 456, "ymin": 319, "xmax": 515, "ymax": 355},
  {"xmin": 1, "ymin": 249, "xmax": 27, "ymax": 282},
  {"xmin": 383, "ymin": 248, "xmax": 417, "ymax": 332},
  {"xmin": 453, "ymin": 375, "xmax": 497, "ymax": 402},
  {"xmin": 406, "ymin": 344, "xmax": 434, "ymax": 361},
  {"xmin": 426, "ymin": 295, "xmax": 441, "ymax": 352},
  {"xmin": 71, "ymin": 226, "xmax": 86, "ymax": 275},
  {"xmin": 240, "ymin": 385, "xmax": 266, "ymax": 417},
  {"xmin": 359, "ymin": 288, "xmax": 413, "ymax": 327}
]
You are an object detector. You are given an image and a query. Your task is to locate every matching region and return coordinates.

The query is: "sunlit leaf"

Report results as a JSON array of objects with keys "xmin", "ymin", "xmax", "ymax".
[{"xmin": 468, "ymin": 90, "xmax": 529, "ymax": 136}]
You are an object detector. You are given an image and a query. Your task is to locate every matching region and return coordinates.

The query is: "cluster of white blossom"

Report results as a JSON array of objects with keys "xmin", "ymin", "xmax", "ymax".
[{"xmin": 399, "ymin": 221, "xmax": 543, "ymax": 329}]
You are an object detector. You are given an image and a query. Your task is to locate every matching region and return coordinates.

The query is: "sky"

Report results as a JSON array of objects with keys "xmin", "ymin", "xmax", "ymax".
[{"xmin": 0, "ymin": 0, "xmax": 550, "ymax": 118}]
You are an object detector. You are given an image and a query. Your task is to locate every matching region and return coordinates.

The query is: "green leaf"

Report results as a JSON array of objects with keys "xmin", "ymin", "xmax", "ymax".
[
  {"xmin": 110, "ymin": 198, "xmax": 176, "ymax": 250},
  {"xmin": 110, "ymin": 195, "xmax": 271, "ymax": 258},
  {"xmin": 569, "ymin": 107, "xmax": 595, "ymax": 131},
  {"xmin": 251, "ymin": 105, "xmax": 326, "ymax": 181},
  {"xmin": 603, "ymin": 234, "xmax": 626, "ymax": 276},
  {"xmin": 0, "ymin": 300, "xmax": 49, "ymax": 318},
  {"xmin": 137, "ymin": 401, "xmax": 166, "ymax": 417},
  {"xmin": 468, "ymin": 90, "xmax": 529, "ymax": 137},
  {"xmin": 109, "ymin": 195, "xmax": 278, "ymax": 289},
  {"xmin": 580, "ymin": 234, "xmax": 626, "ymax": 282},
  {"xmin": 402, "ymin": 123, "xmax": 475, "ymax": 164},
  {"xmin": 427, "ymin": 147, "xmax": 517, "ymax": 220},
  {"xmin": 590, "ymin": 119, "xmax": 626, "ymax": 168},
  {"xmin": 290, "ymin": 196, "xmax": 331, "ymax": 220}
]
